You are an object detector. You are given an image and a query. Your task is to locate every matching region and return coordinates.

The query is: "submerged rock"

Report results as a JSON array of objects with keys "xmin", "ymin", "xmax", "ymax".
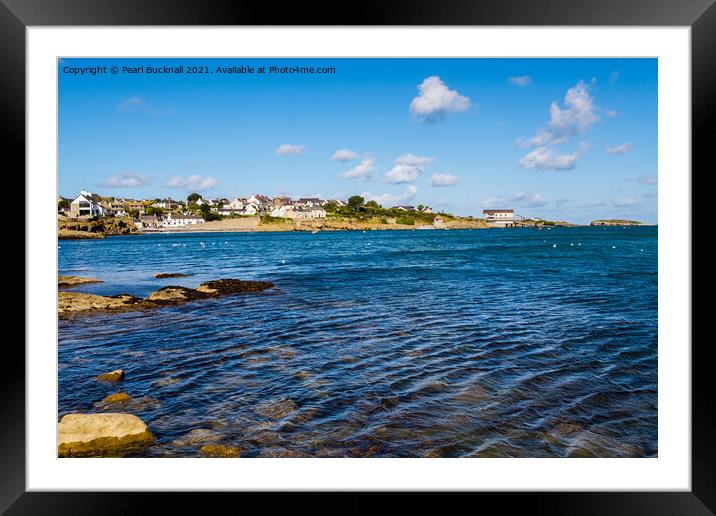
[
  {"xmin": 102, "ymin": 392, "xmax": 130, "ymax": 403},
  {"xmin": 58, "ymin": 275, "xmax": 103, "ymax": 289},
  {"xmin": 200, "ymin": 444, "xmax": 242, "ymax": 457},
  {"xmin": 153, "ymin": 272, "xmax": 193, "ymax": 278},
  {"xmin": 254, "ymin": 398, "xmax": 297, "ymax": 420},
  {"xmin": 171, "ymin": 428, "xmax": 223, "ymax": 447},
  {"xmin": 58, "ymin": 413, "xmax": 154, "ymax": 457},
  {"xmin": 97, "ymin": 369, "xmax": 125, "ymax": 382}
]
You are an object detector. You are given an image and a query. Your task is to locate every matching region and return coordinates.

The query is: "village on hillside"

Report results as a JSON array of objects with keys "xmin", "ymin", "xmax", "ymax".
[{"xmin": 57, "ymin": 190, "xmax": 576, "ymax": 233}]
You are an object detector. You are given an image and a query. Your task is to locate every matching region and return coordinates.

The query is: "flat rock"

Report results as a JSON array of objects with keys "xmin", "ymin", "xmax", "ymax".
[
  {"xmin": 58, "ymin": 275, "xmax": 103, "ymax": 289},
  {"xmin": 58, "ymin": 413, "xmax": 154, "ymax": 457},
  {"xmin": 59, "ymin": 292, "xmax": 144, "ymax": 315},
  {"xmin": 60, "ymin": 278, "xmax": 274, "ymax": 319},
  {"xmin": 97, "ymin": 369, "xmax": 125, "ymax": 382},
  {"xmin": 153, "ymin": 272, "xmax": 193, "ymax": 278}
]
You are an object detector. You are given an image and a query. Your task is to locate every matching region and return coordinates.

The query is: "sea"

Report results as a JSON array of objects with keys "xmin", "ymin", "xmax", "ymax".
[{"xmin": 58, "ymin": 226, "xmax": 658, "ymax": 457}]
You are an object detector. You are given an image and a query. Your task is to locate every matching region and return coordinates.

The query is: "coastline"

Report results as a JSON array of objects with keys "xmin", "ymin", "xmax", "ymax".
[{"xmin": 56, "ymin": 215, "xmax": 655, "ymax": 239}]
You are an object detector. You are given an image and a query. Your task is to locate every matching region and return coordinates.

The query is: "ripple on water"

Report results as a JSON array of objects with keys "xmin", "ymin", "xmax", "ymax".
[{"xmin": 58, "ymin": 227, "xmax": 658, "ymax": 457}]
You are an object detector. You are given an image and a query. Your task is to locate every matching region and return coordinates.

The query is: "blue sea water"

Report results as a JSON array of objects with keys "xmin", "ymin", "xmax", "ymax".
[{"xmin": 58, "ymin": 226, "xmax": 657, "ymax": 457}]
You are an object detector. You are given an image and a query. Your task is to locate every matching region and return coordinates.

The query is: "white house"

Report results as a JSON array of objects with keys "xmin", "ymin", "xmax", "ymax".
[
  {"xmin": 247, "ymin": 194, "xmax": 270, "ymax": 206},
  {"xmin": 162, "ymin": 213, "xmax": 205, "ymax": 227},
  {"xmin": 69, "ymin": 190, "xmax": 104, "ymax": 218},
  {"xmin": 138, "ymin": 214, "xmax": 161, "ymax": 228},
  {"xmin": 227, "ymin": 197, "xmax": 247, "ymax": 210},
  {"xmin": 483, "ymin": 209, "xmax": 515, "ymax": 226},
  {"xmin": 269, "ymin": 205, "xmax": 293, "ymax": 218},
  {"xmin": 290, "ymin": 206, "xmax": 327, "ymax": 219},
  {"xmin": 217, "ymin": 207, "xmax": 255, "ymax": 216}
]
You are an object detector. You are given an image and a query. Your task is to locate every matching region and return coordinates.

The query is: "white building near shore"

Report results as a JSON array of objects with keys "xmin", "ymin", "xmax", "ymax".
[
  {"xmin": 161, "ymin": 213, "xmax": 205, "ymax": 227},
  {"xmin": 483, "ymin": 209, "xmax": 515, "ymax": 226}
]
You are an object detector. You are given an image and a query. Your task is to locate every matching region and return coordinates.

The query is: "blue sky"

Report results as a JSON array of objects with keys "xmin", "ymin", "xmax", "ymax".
[{"xmin": 58, "ymin": 58, "xmax": 657, "ymax": 224}]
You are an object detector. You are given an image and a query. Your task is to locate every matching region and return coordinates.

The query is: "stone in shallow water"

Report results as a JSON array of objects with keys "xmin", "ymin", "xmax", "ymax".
[
  {"xmin": 102, "ymin": 392, "xmax": 130, "ymax": 403},
  {"xmin": 172, "ymin": 428, "xmax": 223, "ymax": 447},
  {"xmin": 97, "ymin": 369, "xmax": 125, "ymax": 382},
  {"xmin": 253, "ymin": 398, "xmax": 297, "ymax": 420},
  {"xmin": 200, "ymin": 444, "xmax": 242, "ymax": 457},
  {"xmin": 153, "ymin": 272, "xmax": 192, "ymax": 278},
  {"xmin": 58, "ymin": 413, "xmax": 154, "ymax": 457}
]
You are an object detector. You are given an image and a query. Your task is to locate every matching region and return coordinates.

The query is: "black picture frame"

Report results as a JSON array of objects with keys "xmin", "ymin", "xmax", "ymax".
[{"xmin": 5, "ymin": 0, "xmax": 709, "ymax": 512}]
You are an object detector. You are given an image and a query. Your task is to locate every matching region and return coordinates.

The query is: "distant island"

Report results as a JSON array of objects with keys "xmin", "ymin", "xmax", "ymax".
[{"xmin": 590, "ymin": 219, "xmax": 646, "ymax": 227}]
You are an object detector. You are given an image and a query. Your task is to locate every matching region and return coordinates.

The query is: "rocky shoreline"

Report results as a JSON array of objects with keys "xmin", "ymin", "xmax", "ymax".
[
  {"xmin": 58, "ymin": 277, "xmax": 274, "ymax": 319},
  {"xmin": 58, "ymin": 276, "xmax": 276, "ymax": 457}
]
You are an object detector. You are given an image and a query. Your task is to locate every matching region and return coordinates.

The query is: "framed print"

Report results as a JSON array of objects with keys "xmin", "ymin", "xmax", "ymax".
[{"xmin": 6, "ymin": 0, "xmax": 711, "ymax": 512}]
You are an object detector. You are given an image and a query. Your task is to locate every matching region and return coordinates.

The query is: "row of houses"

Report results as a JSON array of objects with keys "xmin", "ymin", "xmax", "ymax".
[
  {"xmin": 138, "ymin": 213, "xmax": 205, "ymax": 229},
  {"xmin": 60, "ymin": 190, "xmax": 451, "ymax": 224}
]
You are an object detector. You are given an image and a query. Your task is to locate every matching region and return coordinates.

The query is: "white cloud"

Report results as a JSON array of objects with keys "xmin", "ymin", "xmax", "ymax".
[
  {"xmin": 276, "ymin": 144, "xmax": 306, "ymax": 156},
  {"xmin": 117, "ymin": 96, "xmax": 144, "ymax": 111},
  {"xmin": 638, "ymin": 176, "xmax": 657, "ymax": 185},
  {"xmin": 165, "ymin": 175, "xmax": 218, "ymax": 192},
  {"xmin": 484, "ymin": 192, "xmax": 550, "ymax": 209},
  {"xmin": 409, "ymin": 76, "xmax": 470, "ymax": 123},
  {"xmin": 613, "ymin": 196, "xmax": 638, "ymax": 208},
  {"xmin": 605, "ymin": 142, "xmax": 633, "ymax": 155},
  {"xmin": 384, "ymin": 154, "xmax": 434, "ymax": 184},
  {"xmin": 331, "ymin": 148, "xmax": 359, "ymax": 161},
  {"xmin": 509, "ymin": 75, "xmax": 532, "ymax": 87},
  {"xmin": 522, "ymin": 80, "xmax": 598, "ymax": 148},
  {"xmin": 362, "ymin": 185, "xmax": 418, "ymax": 206},
  {"xmin": 517, "ymin": 81, "xmax": 599, "ymax": 171},
  {"xmin": 510, "ymin": 192, "xmax": 550, "ymax": 208},
  {"xmin": 519, "ymin": 143, "xmax": 588, "ymax": 171},
  {"xmin": 343, "ymin": 157, "xmax": 375, "ymax": 180},
  {"xmin": 429, "ymin": 173, "xmax": 459, "ymax": 187},
  {"xmin": 99, "ymin": 171, "xmax": 150, "ymax": 188},
  {"xmin": 385, "ymin": 165, "xmax": 420, "ymax": 184},
  {"xmin": 606, "ymin": 110, "xmax": 618, "ymax": 118},
  {"xmin": 117, "ymin": 96, "xmax": 170, "ymax": 115},
  {"xmin": 395, "ymin": 153, "xmax": 434, "ymax": 167}
]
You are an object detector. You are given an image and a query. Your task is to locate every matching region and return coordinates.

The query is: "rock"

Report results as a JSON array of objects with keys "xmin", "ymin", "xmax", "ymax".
[
  {"xmin": 253, "ymin": 398, "xmax": 297, "ymax": 420},
  {"xmin": 153, "ymin": 272, "xmax": 193, "ymax": 278},
  {"xmin": 102, "ymin": 392, "xmax": 130, "ymax": 403},
  {"xmin": 145, "ymin": 286, "xmax": 209, "ymax": 304},
  {"xmin": 59, "ymin": 292, "xmax": 144, "ymax": 316},
  {"xmin": 200, "ymin": 444, "xmax": 242, "ymax": 457},
  {"xmin": 171, "ymin": 428, "xmax": 223, "ymax": 447},
  {"xmin": 259, "ymin": 448, "xmax": 311, "ymax": 458},
  {"xmin": 58, "ymin": 275, "xmax": 103, "ymax": 289},
  {"xmin": 59, "ymin": 278, "xmax": 274, "ymax": 319},
  {"xmin": 196, "ymin": 279, "xmax": 274, "ymax": 295},
  {"xmin": 57, "ymin": 229, "xmax": 105, "ymax": 240},
  {"xmin": 57, "ymin": 413, "xmax": 154, "ymax": 457},
  {"xmin": 97, "ymin": 369, "xmax": 125, "ymax": 382}
]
